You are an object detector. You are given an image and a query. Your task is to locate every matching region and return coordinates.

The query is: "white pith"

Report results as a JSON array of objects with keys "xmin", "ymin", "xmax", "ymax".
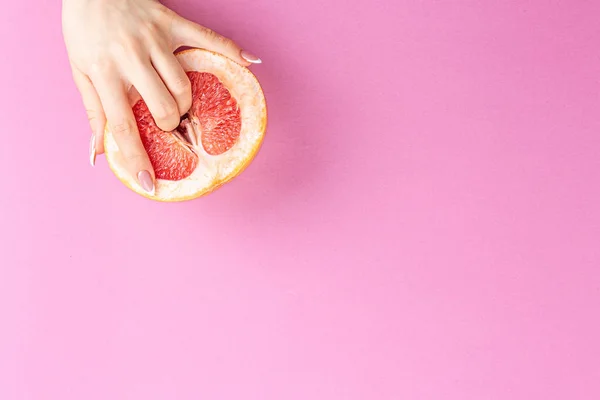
[{"xmin": 104, "ymin": 49, "xmax": 267, "ymax": 201}]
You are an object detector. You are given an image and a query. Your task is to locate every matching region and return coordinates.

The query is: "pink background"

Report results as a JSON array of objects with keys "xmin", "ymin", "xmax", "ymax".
[{"xmin": 1, "ymin": 1, "xmax": 599, "ymax": 399}]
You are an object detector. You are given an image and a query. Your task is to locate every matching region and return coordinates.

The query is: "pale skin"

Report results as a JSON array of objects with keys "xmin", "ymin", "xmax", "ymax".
[{"xmin": 62, "ymin": 0, "xmax": 261, "ymax": 194}]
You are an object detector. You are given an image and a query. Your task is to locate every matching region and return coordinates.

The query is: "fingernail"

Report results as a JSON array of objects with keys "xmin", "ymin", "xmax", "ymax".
[
  {"xmin": 241, "ymin": 50, "xmax": 262, "ymax": 64},
  {"xmin": 137, "ymin": 170, "xmax": 155, "ymax": 196},
  {"xmin": 89, "ymin": 134, "xmax": 96, "ymax": 167}
]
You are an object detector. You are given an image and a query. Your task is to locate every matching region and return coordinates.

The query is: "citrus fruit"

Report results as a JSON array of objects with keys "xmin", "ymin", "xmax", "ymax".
[{"xmin": 104, "ymin": 48, "xmax": 267, "ymax": 202}]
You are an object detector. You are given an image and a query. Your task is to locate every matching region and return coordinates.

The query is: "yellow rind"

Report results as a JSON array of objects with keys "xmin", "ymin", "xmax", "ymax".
[{"xmin": 103, "ymin": 48, "xmax": 268, "ymax": 202}]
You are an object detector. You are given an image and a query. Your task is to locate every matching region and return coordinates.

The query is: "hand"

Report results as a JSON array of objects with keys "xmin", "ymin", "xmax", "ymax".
[{"xmin": 62, "ymin": 0, "xmax": 261, "ymax": 194}]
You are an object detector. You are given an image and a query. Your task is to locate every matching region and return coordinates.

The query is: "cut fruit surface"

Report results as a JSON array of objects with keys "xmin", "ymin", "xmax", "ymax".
[{"xmin": 104, "ymin": 48, "xmax": 267, "ymax": 202}]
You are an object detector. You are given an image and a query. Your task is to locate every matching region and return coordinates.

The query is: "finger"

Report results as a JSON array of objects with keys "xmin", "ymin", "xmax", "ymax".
[
  {"xmin": 171, "ymin": 17, "xmax": 261, "ymax": 66},
  {"xmin": 126, "ymin": 56, "xmax": 181, "ymax": 132},
  {"xmin": 150, "ymin": 50, "xmax": 192, "ymax": 117},
  {"xmin": 72, "ymin": 68, "xmax": 106, "ymax": 164},
  {"xmin": 92, "ymin": 71, "xmax": 156, "ymax": 195}
]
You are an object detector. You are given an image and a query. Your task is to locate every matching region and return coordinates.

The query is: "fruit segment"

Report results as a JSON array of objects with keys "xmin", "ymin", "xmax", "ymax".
[
  {"xmin": 133, "ymin": 100, "xmax": 198, "ymax": 181},
  {"xmin": 188, "ymin": 72, "xmax": 242, "ymax": 156},
  {"xmin": 104, "ymin": 48, "xmax": 267, "ymax": 202},
  {"xmin": 133, "ymin": 71, "xmax": 242, "ymax": 181}
]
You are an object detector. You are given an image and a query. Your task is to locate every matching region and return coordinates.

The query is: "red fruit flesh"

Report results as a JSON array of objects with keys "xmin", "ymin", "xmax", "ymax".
[
  {"xmin": 133, "ymin": 100, "xmax": 198, "ymax": 180},
  {"xmin": 133, "ymin": 72, "xmax": 242, "ymax": 181},
  {"xmin": 189, "ymin": 72, "xmax": 242, "ymax": 156}
]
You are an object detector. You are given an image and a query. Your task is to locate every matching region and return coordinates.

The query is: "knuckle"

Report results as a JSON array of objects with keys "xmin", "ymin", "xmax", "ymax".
[
  {"xmin": 210, "ymin": 32, "xmax": 236, "ymax": 52},
  {"xmin": 202, "ymin": 27, "xmax": 219, "ymax": 40},
  {"xmin": 153, "ymin": 4, "xmax": 175, "ymax": 21},
  {"xmin": 110, "ymin": 38, "xmax": 142, "ymax": 58},
  {"xmin": 111, "ymin": 120, "xmax": 136, "ymax": 136},
  {"xmin": 153, "ymin": 100, "xmax": 178, "ymax": 121},
  {"xmin": 108, "ymin": 41, "xmax": 127, "ymax": 57},
  {"xmin": 124, "ymin": 152, "xmax": 147, "ymax": 165},
  {"xmin": 86, "ymin": 111, "xmax": 98, "ymax": 122},
  {"xmin": 214, "ymin": 34, "xmax": 229, "ymax": 46},
  {"xmin": 139, "ymin": 22, "xmax": 163, "ymax": 46},
  {"xmin": 143, "ymin": 21, "xmax": 160, "ymax": 35},
  {"xmin": 89, "ymin": 59, "xmax": 111, "ymax": 77},
  {"xmin": 171, "ymin": 75, "xmax": 191, "ymax": 96}
]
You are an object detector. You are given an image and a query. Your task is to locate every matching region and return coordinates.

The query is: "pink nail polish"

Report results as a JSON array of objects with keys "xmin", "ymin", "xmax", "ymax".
[
  {"xmin": 241, "ymin": 50, "xmax": 262, "ymax": 64},
  {"xmin": 137, "ymin": 170, "xmax": 155, "ymax": 195}
]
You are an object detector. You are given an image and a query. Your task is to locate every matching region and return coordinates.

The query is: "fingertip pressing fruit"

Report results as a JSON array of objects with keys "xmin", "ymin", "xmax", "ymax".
[{"xmin": 104, "ymin": 48, "xmax": 267, "ymax": 202}]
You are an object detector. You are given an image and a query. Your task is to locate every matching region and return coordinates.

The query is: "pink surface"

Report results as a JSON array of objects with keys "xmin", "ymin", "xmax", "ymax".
[{"xmin": 1, "ymin": 1, "xmax": 599, "ymax": 399}]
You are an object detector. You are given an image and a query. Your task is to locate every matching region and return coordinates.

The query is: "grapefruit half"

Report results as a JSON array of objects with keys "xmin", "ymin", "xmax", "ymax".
[{"xmin": 104, "ymin": 48, "xmax": 267, "ymax": 202}]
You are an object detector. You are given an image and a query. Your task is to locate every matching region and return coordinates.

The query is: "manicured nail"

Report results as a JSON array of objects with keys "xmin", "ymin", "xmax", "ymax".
[
  {"xmin": 89, "ymin": 134, "xmax": 96, "ymax": 167},
  {"xmin": 137, "ymin": 170, "xmax": 155, "ymax": 196},
  {"xmin": 241, "ymin": 50, "xmax": 262, "ymax": 64}
]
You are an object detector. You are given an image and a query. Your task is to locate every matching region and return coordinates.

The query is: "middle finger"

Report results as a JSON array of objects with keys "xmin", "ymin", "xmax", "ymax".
[
  {"xmin": 127, "ymin": 55, "xmax": 181, "ymax": 132},
  {"xmin": 151, "ymin": 49, "xmax": 192, "ymax": 118}
]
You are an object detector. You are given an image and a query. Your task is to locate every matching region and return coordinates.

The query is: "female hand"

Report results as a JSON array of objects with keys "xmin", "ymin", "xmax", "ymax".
[{"xmin": 62, "ymin": 0, "xmax": 261, "ymax": 194}]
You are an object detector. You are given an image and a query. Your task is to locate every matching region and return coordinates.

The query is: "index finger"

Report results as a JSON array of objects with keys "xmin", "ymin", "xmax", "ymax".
[{"xmin": 92, "ymin": 70, "xmax": 156, "ymax": 195}]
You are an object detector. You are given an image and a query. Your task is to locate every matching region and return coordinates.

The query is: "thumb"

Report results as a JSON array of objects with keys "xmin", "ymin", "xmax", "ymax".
[
  {"xmin": 171, "ymin": 16, "xmax": 262, "ymax": 66},
  {"xmin": 72, "ymin": 68, "xmax": 107, "ymax": 165}
]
